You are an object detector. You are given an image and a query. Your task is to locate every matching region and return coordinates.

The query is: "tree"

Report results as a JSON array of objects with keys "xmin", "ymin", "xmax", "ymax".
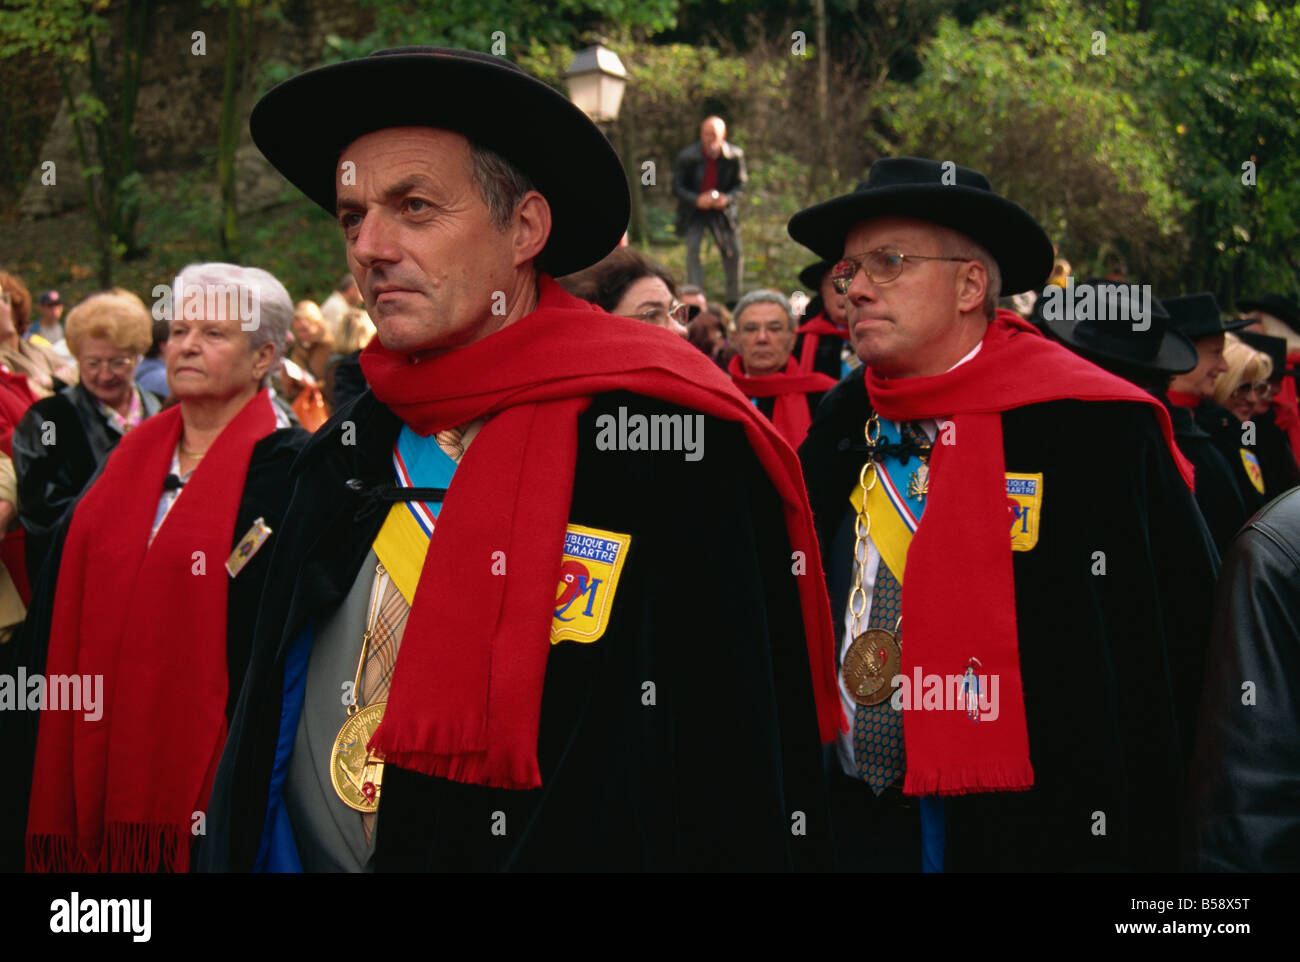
[{"xmin": 0, "ymin": 0, "xmax": 154, "ymax": 286}]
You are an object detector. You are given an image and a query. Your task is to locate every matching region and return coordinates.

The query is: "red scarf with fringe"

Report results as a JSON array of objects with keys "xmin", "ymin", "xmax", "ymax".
[
  {"xmin": 359, "ymin": 276, "xmax": 843, "ymax": 790},
  {"xmin": 727, "ymin": 354, "xmax": 835, "ymax": 448},
  {"xmin": 867, "ymin": 310, "xmax": 1192, "ymax": 797},
  {"xmin": 27, "ymin": 391, "xmax": 276, "ymax": 871},
  {"xmin": 1270, "ymin": 369, "xmax": 1300, "ymax": 471},
  {"xmin": 795, "ymin": 313, "xmax": 849, "ymax": 376}
]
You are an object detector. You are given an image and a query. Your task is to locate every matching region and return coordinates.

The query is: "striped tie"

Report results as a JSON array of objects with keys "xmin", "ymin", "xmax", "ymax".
[
  {"xmin": 360, "ymin": 566, "xmax": 411, "ymax": 842},
  {"xmin": 852, "ymin": 420, "xmax": 928, "ymax": 794}
]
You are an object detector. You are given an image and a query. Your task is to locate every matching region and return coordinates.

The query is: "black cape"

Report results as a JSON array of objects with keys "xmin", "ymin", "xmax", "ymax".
[
  {"xmin": 799, "ymin": 368, "xmax": 1219, "ymax": 871},
  {"xmin": 0, "ymin": 426, "xmax": 309, "ymax": 871},
  {"xmin": 1194, "ymin": 400, "xmax": 1300, "ymax": 512},
  {"xmin": 198, "ymin": 389, "xmax": 831, "ymax": 872},
  {"xmin": 1165, "ymin": 401, "xmax": 1251, "ymax": 553}
]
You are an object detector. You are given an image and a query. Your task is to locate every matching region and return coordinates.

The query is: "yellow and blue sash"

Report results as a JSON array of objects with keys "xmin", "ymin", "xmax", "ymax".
[
  {"xmin": 848, "ymin": 417, "xmax": 926, "ymax": 581},
  {"xmin": 372, "ymin": 426, "xmax": 457, "ymax": 604}
]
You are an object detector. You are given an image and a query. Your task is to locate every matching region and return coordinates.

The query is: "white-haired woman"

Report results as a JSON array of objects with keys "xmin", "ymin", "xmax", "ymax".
[{"xmin": 17, "ymin": 263, "xmax": 310, "ymax": 873}]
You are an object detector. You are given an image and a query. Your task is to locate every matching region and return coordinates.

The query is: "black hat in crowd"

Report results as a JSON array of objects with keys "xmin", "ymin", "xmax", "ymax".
[
  {"xmin": 39, "ymin": 290, "xmax": 61, "ymax": 306},
  {"xmin": 1237, "ymin": 292, "xmax": 1300, "ymax": 336},
  {"xmin": 1044, "ymin": 281, "xmax": 1195, "ymax": 375},
  {"xmin": 1164, "ymin": 292, "xmax": 1251, "ymax": 340},
  {"xmin": 249, "ymin": 47, "xmax": 630, "ymax": 277},
  {"xmin": 1235, "ymin": 330, "xmax": 1297, "ymax": 379},
  {"xmin": 798, "ymin": 260, "xmax": 836, "ymax": 292},
  {"xmin": 787, "ymin": 157, "xmax": 1054, "ymax": 295}
]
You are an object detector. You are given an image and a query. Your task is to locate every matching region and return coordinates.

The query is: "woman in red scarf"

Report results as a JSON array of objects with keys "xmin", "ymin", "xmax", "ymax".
[
  {"xmin": 11, "ymin": 262, "xmax": 308, "ymax": 873},
  {"xmin": 727, "ymin": 289, "xmax": 835, "ymax": 448}
]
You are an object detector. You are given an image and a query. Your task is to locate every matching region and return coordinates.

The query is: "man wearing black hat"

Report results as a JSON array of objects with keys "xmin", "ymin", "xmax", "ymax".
[
  {"xmin": 792, "ymin": 260, "xmax": 854, "ymax": 382},
  {"xmin": 196, "ymin": 48, "xmax": 839, "ymax": 873},
  {"xmin": 1165, "ymin": 294, "xmax": 1268, "ymax": 513},
  {"xmin": 793, "ymin": 157, "xmax": 1218, "ymax": 871},
  {"xmin": 1045, "ymin": 285, "xmax": 1249, "ymax": 554}
]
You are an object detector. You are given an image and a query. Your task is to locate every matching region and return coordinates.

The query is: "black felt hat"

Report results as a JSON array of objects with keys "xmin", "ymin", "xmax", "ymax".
[
  {"xmin": 1045, "ymin": 283, "xmax": 1195, "ymax": 374},
  {"xmin": 798, "ymin": 260, "xmax": 836, "ymax": 292},
  {"xmin": 787, "ymin": 157, "xmax": 1054, "ymax": 295},
  {"xmin": 1234, "ymin": 330, "xmax": 1296, "ymax": 378},
  {"xmin": 1236, "ymin": 292, "xmax": 1300, "ymax": 335},
  {"xmin": 249, "ymin": 47, "xmax": 630, "ymax": 277},
  {"xmin": 1164, "ymin": 292, "xmax": 1251, "ymax": 340}
]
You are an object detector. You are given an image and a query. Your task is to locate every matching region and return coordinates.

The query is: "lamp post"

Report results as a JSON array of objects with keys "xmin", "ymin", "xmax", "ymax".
[{"xmin": 565, "ymin": 43, "xmax": 646, "ymax": 246}]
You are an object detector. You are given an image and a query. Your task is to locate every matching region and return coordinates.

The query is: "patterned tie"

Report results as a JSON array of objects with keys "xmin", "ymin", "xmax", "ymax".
[
  {"xmin": 359, "ymin": 568, "xmax": 412, "ymax": 843},
  {"xmin": 853, "ymin": 420, "xmax": 928, "ymax": 794}
]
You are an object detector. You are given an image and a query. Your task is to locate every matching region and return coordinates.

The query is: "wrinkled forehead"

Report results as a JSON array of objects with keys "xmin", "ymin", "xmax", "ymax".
[{"xmin": 842, "ymin": 215, "xmax": 947, "ymax": 256}]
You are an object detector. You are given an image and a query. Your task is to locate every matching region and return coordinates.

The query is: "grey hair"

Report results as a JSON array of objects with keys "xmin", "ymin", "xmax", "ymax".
[
  {"xmin": 171, "ymin": 262, "xmax": 293, "ymax": 382},
  {"xmin": 733, "ymin": 289, "xmax": 796, "ymax": 331},
  {"xmin": 468, "ymin": 142, "xmax": 536, "ymax": 231},
  {"xmin": 933, "ymin": 226, "xmax": 1001, "ymax": 319}
]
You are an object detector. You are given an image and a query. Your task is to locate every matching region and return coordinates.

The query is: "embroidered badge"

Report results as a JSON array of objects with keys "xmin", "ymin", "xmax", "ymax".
[
  {"xmin": 1239, "ymin": 449, "xmax": 1265, "ymax": 495},
  {"xmin": 551, "ymin": 524, "xmax": 632, "ymax": 645},
  {"xmin": 1006, "ymin": 473, "xmax": 1043, "ymax": 552},
  {"xmin": 226, "ymin": 516, "xmax": 273, "ymax": 577}
]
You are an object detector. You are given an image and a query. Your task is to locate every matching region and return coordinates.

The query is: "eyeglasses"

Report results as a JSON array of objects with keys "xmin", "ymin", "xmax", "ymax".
[
  {"xmin": 1230, "ymin": 381, "xmax": 1273, "ymax": 400},
  {"xmin": 830, "ymin": 248, "xmax": 972, "ymax": 295},
  {"xmin": 81, "ymin": 356, "xmax": 137, "ymax": 374},
  {"xmin": 625, "ymin": 301, "xmax": 691, "ymax": 327}
]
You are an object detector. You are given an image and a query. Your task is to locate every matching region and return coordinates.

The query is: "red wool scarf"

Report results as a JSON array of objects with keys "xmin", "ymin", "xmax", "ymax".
[
  {"xmin": 795, "ymin": 313, "xmax": 849, "ymax": 376},
  {"xmin": 27, "ymin": 391, "xmax": 276, "ymax": 871},
  {"xmin": 866, "ymin": 310, "xmax": 1193, "ymax": 797},
  {"xmin": 727, "ymin": 354, "xmax": 836, "ymax": 448},
  {"xmin": 359, "ymin": 276, "xmax": 844, "ymax": 790}
]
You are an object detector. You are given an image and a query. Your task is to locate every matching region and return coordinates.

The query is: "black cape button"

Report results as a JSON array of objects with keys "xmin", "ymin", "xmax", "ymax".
[{"xmin": 345, "ymin": 478, "xmax": 363, "ymax": 491}]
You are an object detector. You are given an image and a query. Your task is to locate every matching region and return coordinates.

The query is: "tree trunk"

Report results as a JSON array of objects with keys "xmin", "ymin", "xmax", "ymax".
[
  {"xmin": 217, "ymin": 1, "xmax": 243, "ymax": 260},
  {"xmin": 813, "ymin": 0, "xmax": 835, "ymax": 190},
  {"xmin": 619, "ymin": 117, "xmax": 648, "ymax": 246}
]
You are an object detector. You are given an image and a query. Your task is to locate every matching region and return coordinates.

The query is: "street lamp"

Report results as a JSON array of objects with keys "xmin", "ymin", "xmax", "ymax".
[{"xmin": 564, "ymin": 44, "xmax": 627, "ymax": 124}]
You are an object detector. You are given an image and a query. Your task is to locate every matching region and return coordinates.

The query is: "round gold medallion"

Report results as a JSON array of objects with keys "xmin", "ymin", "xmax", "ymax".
[
  {"xmin": 842, "ymin": 629, "xmax": 901, "ymax": 706},
  {"xmin": 331, "ymin": 703, "xmax": 387, "ymax": 813}
]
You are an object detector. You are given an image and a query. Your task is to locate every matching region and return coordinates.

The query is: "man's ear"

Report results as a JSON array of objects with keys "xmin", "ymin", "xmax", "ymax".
[
  {"xmin": 955, "ymin": 261, "xmax": 988, "ymax": 315},
  {"xmin": 512, "ymin": 191, "xmax": 552, "ymax": 269}
]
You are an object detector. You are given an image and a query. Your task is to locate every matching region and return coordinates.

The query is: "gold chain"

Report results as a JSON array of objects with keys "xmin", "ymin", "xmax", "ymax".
[{"xmin": 847, "ymin": 415, "xmax": 880, "ymax": 638}]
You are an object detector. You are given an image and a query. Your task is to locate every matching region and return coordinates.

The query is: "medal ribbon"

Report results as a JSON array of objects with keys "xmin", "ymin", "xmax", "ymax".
[
  {"xmin": 848, "ymin": 417, "xmax": 928, "ymax": 583},
  {"xmin": 371, "ymin": 426, "xmax": 457, "ymax": 603}
]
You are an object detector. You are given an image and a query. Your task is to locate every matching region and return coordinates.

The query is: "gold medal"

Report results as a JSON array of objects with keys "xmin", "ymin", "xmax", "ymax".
[
  {"xmin": 842, "ymin": 628, "xmax": 901, "ymax": 706},
  {"xmin": 331, "ymin": 703, "xmax": 386, "ymax": 812}
]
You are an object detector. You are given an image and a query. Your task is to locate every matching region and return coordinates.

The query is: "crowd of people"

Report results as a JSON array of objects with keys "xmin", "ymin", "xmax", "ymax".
[{"xmin": 0, "ymin": 45, "xmax": 1296, "ymax": 874}]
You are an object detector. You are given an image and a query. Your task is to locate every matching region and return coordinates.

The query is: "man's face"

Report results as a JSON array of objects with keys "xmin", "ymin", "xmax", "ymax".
[
  {"xmin": 841, "ymin": 216, "xmax": 972, "ymax": 378},
  {"xmin": 735, "ymin": 302, "xmax": 795, "ymax": 376},
  {"xmin": 336, "ymin": 127, "xmax": 520, "ymax": 356},
  {"xmin": 700, "ymin": 120, "xmax": 724, "ymax": 159},
  {"xmin": 40, "ymin": 303, "xmax": 63, "ymax": 326},
  {"xmin": 682, "ymin": 291, "xmax": 707, "ymax": 312},
  {"xmin": 819, "ymin": 270, "xmax": 848, "ymax": 327},
  {"xmin": 1174, "ymin": 333, "xmax": 1227, "ymax": 397},
  {"xmin": 343, "ymin": 283, "xmax": 364, "ymax": 307}
]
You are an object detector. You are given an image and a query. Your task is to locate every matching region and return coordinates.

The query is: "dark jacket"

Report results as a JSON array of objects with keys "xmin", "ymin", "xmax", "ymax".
[
  {"xmin": 672, "ymin": 140, "xmax": 747, "ymax": 237},
  {"xmin": 198, "ymin": 389, "xmax": 832, "ymax": 872},
  {"xmin": 12, "ymin": 383, "xmax": 164, "ymax": 576},
  {"xmin": 799, "ymin": 368, "xmax": 1219, "ymax": 871},
  {"xmin": 1189, "ymin": 487, "xmax": 1300, "ymax": 870},
  {"xmin": 0, "ymin": 426, "xmax": 310, "ymax": 871}
]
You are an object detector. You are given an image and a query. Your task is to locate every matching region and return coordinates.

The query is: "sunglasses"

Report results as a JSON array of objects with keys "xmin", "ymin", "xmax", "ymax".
[{"xmin": 830, "ymin": 248, "xmax": 971, "ymax": 295}]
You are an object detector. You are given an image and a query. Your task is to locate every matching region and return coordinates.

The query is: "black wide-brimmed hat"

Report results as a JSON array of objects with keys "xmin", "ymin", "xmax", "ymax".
[
  {"xmin": 1164, "ymin": 292, "xmax": 1251, "ymax": 340},
  {"xmin": 249, "ymin": 47, "xmax": 630, "ymax": 277},
  {"xmin": 798, "ymin": 260, "xmax": 835, "ymax": 292},
  {"xmin": 1044, "ymin": 283, "xmax": 1195, "ymax": 375},
  {"xmin": 1237, "ymin": 292, "xmax": 1300, "ymax": 335},
  {"xmin": 1235, "ymin": 330, "xmax": 1298, "ymax": 378},
  {"xmin": 787, "ymin": 157, "xmax": 1054, "ymax": 295}
]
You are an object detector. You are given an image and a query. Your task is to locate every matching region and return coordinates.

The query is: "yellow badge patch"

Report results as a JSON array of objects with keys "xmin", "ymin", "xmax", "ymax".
[
  {"xmin": 1006, "ymin": 473, "xmax": 1043, "ymax": 552},
  {"xmin": 551, "ymin": 524, "xmax": 632, "ymax": 645},
  {"xmin": 226, "ymin": 516, "xmax": 273, "ymax": 578},
  {"xmin": 1239, "ymin": 449, "xmax": 1265, "ymax": 495}
]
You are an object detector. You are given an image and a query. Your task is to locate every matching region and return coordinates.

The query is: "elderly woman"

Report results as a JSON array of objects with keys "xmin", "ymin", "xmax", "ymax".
[
  {"xmin": 0, "ymin": 270, "xmax": 77, "ymax": 397},
  {"xmin": 11, "ymin": 262, "xmax": 309, "ymax": 873},
  {"xmin": 12, "ymin": 289, "xmax": 165, "ymax": 577}
]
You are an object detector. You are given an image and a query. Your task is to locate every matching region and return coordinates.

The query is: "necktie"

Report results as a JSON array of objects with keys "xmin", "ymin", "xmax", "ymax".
[
  {"xmin": 360, "ymin": 569, "xmax": 411, "ymax": 844},
  {"xmin": 853, "ymin": 420, "xmax": 928, "ymax": 794}
]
